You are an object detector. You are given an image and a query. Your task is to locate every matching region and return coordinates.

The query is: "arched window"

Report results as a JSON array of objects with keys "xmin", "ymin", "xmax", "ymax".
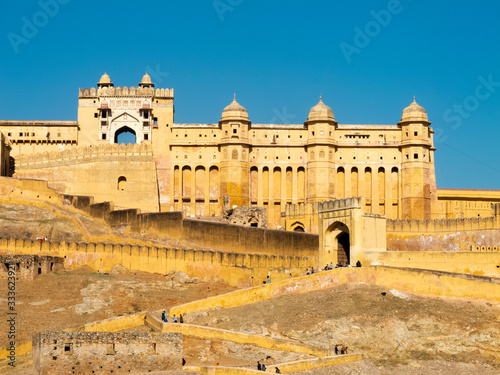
[
  {"xmin": 232, "ymin": 149, "xmax": 238, "ymax": 160},
  {"xmin": 117, "ymin": 176, "xmax": 127, "ymax": 190},
  {"xmin": 114, "ymin": 126, "xmax": 136, "ymax": 144}
]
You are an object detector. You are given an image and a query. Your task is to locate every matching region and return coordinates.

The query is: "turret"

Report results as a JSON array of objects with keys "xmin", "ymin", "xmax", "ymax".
[
  {"xmin": 398, "ymin": 97, "xmax": 437, "ymax": 219},
  {"xmin": 219, "ymin": 95, "xmax": 251, "ymax": 208},
  {"xmin": 305, "ymin": 96, "xmax": 337, "ymax": 202}
]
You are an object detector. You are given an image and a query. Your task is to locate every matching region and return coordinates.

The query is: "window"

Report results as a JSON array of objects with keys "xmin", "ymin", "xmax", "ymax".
[
  {"xmin": 405, "ymin": 154, "xmax": 409, "ymax": 160},
  {"xmin": 153, "ymin": 117, "xmax": 158, "ymax": 124},
  {"xmin": 405, "ymin": 132, "xmax": 408, "ymax": 137},
  {"xmin": 184, "ymin": 134, "xmax": 187, "ymax": 137},
  {"xmin": 414, "ymin": 131, "xmax": 418, "ymax": 136},
  {"xmin": 102, "ymin": 134, "xmax": 106, "ymax": 140},
  {"xmin": 312, "ymin": 131, "xmax": 315, "ymax": 136},
  {"xmin": 233, "ymin": 129, "xmax": 237, "ymax": 134},
  {"xmin": 7, "ymin": 133, "xmax": 11, "ymax": 136},
  {"xmin": 32, "ymin": 132, "xmax": 35, "ymax": 136},
  {"xmin": 19, "ymin": 133, "xmax": 22, "ymax": 137},
  {"xmin": 144, "ymin": 134, "xmax": 149, "ymax": 140},
  {"xmin": 94, "ymin": 113, "xmax": 98, "ymax": 118},
  {"xmin": 414, "ymin": 153, "xmax": 418, "ymax": 159}
]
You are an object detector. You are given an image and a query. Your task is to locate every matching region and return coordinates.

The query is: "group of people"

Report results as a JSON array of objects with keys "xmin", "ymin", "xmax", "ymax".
[
  {"xmin": 334, "ymin": 345, "xmax": 348, "ymax": 355},
  {"xmin": 306, "ymin": 260, "xmax": 362, "ymax": 274},
  {"xmin": 257, "ymin": 361, "xmax": 280, "ymax": 372},
  {"xmin": 161, "ymin": 311, "xmax": 183, "ymax": 323}
]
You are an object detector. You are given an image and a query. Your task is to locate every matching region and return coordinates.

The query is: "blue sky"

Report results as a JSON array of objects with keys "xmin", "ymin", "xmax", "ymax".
[{"xmin": 1, "ymin": 0, "xmax": 500, "ymax": 189}]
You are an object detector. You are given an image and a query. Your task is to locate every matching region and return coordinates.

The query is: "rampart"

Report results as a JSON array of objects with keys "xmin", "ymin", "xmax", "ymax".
[
  {"xmin": 170, "ymin": 266, "xmax": 500, "ymax": 318},
  {"xmin": 144, "ymin": 313, "xmax": 330, "ymax": 357},
  {"xmin": 70, "ymin": 193, "xmax": 319, "ymax": 259},
  {"xmin": 13, "ymin": 143, "xmax": 160, "ymax": 212},
  {"xmin": 0, "ymin": 237, "xmax": 313, "ymax": 287},
  {"xmin": 372, "ymin": 251, "xmax": 500, "ymax": 278},
  {"xmin": 33, "ymin": 331, "xmax": 182, "ymax": 374}
]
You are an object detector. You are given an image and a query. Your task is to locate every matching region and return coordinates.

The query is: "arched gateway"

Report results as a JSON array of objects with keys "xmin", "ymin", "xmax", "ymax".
[{"xmin": 318, "ymin": 197, "xmax": 387, "ymax": 267}]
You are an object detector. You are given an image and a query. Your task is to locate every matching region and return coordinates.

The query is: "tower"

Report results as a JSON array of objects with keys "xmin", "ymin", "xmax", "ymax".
[
  {"xmin": 398, "ymin": 98, "xmax": 437, "ymax": 219},
  {"xmin": 305, "ymin": 96, "xmax": 337, "ymax": 203},
  {"xmin": 219, "ymin": 95, "xmax": 251, "ymax": 209}
]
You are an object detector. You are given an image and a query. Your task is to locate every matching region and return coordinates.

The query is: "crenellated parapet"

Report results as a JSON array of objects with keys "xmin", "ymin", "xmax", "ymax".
[
  {"xmin": 15, "ymin": 142, "xmax": 153, "ymax": 169},
  {"xmin": 79, "ymin": 86, "xmax": 173, "ymax": 98},
  {"xmin": 387, "ymin": 216, "xmax": 499, "ymax": 233},
  {"xmin": 285, "ymin": 197, "xmax": 363, "ymax": 217}
]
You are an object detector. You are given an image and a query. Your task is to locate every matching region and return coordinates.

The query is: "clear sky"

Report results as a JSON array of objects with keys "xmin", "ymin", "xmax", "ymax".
[{"xmin": 1, "ymin": 0, "xmax": 499, "ymax": 189}]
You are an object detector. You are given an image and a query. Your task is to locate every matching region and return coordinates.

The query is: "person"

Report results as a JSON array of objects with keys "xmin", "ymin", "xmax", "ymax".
[
  {"xmin": 161, "ymin": 311, "xmax": 166, "ymax": 321},
  {"xmin": 257, "ymin": 361, "xmax": 262, "ymax": 370},
  {"xmin": 311, "ymin": 268, "xmax": 314, "ymax": 274},
  {"xmin": 306, "ymin": 268, "xmax": 310, "ymax": 275},
  {"xmin": 344, "ymin": 262, "xmax": 349, "ymax": 267},
  {"xmin": 267, "ymin": 275, "xmax": 271, "ymax": 284},
  {"xmin": 261, "ymin": 364, "xmax": 266, "ymax": 371},
  {"xmin": 275, "ymin": 367, "xmax": 281, "ymax": 373},
  {"xmin": 334, "ymin": 345, "xmax": 338, "ymax": 355},
  {"xmin": 180, "ymin": 313, "xmax": 184, "ymax": 323},
  {"xmin": 356, "ymin": 260, "xmax": 361, "ymax": 267},
  {"xmin": 341, "ymin": 346, "xmax": 346, "ymax": 354},
  {"xmin": 329, "ymin": 262, "xmax": 334, "ymax": 270},
  {"xmin": 173, "ymin": 314, "xmax": 178, "ymax": 323},
  {"xmin": 344, "ymin": 346, "xmax": 348, "ymax": 354}
]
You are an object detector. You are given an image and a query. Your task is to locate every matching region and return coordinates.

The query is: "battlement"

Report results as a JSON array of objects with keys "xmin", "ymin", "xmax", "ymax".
[
  {"xmin": 79, "ymin": 86, "xmax": 173, "ymax": 99},
  {"xmin": 15, "ymin": 142, "xmax": 153, "ymax": 169},
  {"xmin": 387, "ymin": 216, "xmax": 498, "ymax": 233},
  {"xmin": 284, "ymin": 197, "xmax": 363, "ymax": 217}
]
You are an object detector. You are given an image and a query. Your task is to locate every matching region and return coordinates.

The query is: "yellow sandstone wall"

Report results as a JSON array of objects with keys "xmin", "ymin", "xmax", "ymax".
[
  {"xmin": 170, "ymin": 266, "xmax": 500, "ymax": 318},
  {"xmin": 0, "ymin": 238, "xmax": 313, "ymax": 287},
  {"xmin": 386, "ymin": 215, "xmax": 500, "ymax": 251},
  {"xmin": 13, "ymin": 143, "xmax": 159, "ymax": 212},
  {"xmin": 371, "ymin": 250, "xmax": 500, "ymax": 277}
]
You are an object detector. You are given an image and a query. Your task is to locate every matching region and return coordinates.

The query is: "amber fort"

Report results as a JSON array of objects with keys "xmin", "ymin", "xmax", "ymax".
[{"xmin": 1, "ymin": 73, "xmax": 500, "ymax": 374}]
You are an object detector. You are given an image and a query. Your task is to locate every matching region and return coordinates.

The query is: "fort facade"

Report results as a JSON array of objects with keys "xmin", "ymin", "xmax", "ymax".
[{"xmin": 4, "ymin": 73, "xmax": 500, "ymax": 230}]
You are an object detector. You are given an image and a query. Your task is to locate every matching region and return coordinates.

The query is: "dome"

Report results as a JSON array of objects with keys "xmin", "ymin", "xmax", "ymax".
[
  {"xmin": 221, "ymin": 94, "xmax": 248, "ymax": 120},
  {"xmin": 141, "ymin": 72, "xmax": 152, "ymax": 84},
  {"xmin": 98, "ymin": 72, "xmax": 111, "ymax": 85},
  {"xmin": 307, "ymin": 96, "xmax": 335, "ymax": 121},
  {"xmin": 139, "ymin": 72, "xmax": 154, "ymax": 87},
  {"xmin": 401, "ymin": 97, "xmax": 428, "ymax": 122}
]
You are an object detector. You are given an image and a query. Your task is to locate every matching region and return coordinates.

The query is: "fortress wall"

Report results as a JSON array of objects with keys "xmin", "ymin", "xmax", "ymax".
[
  {"xmin": 371, "ymin": 251, "xmax": 500, "ymax": 278},
  {"xmin": 170, "ymin": 266, "xmax": 500, "ymax": 320},
  {"xmin": 386, "ymin": 228, "xmax": 500, "ymax": 252},
  {"xmin": 0, "ymin": 176, "xmax": 63, "ymax": 204},
  {"xmin": 152, "ymin": 319, "xmax": 331, "ymax": 357},
  {"xmin": 386, "ymin": 212, "xmax": 500, "ymax": 251},
  {"xmin": 13, "ymin": 143, "xmax": 159, "ymax": 212},
  {"xmin": 0, "ymin": 238, "xmax": 313, "ymax": 287}
]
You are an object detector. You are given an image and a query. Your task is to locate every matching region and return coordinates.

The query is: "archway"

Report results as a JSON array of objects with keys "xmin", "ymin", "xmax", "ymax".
[
  {"xmin": 324, "ymin": 221, "xmax": 350, "ymax": 266},
  {"xmin": 337, "ymin": 232, "xmax": 350, "ymax": 265},
  {"xmin": 114, "ymin": 126, "xmax": 136, "ymax": 144}
]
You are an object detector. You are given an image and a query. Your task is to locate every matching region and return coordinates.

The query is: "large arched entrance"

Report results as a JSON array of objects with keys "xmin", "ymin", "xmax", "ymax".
[
  {"xmin": 337, "ymin": 232, "xmax": 350, "ymax": 265},
  {"xmin": 114, "ymin": 126, "xmax": 136, "ymax": 144},
  {"xmin": 324, "ymin": 221, "xmax": 350, "ymax": 266}
]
